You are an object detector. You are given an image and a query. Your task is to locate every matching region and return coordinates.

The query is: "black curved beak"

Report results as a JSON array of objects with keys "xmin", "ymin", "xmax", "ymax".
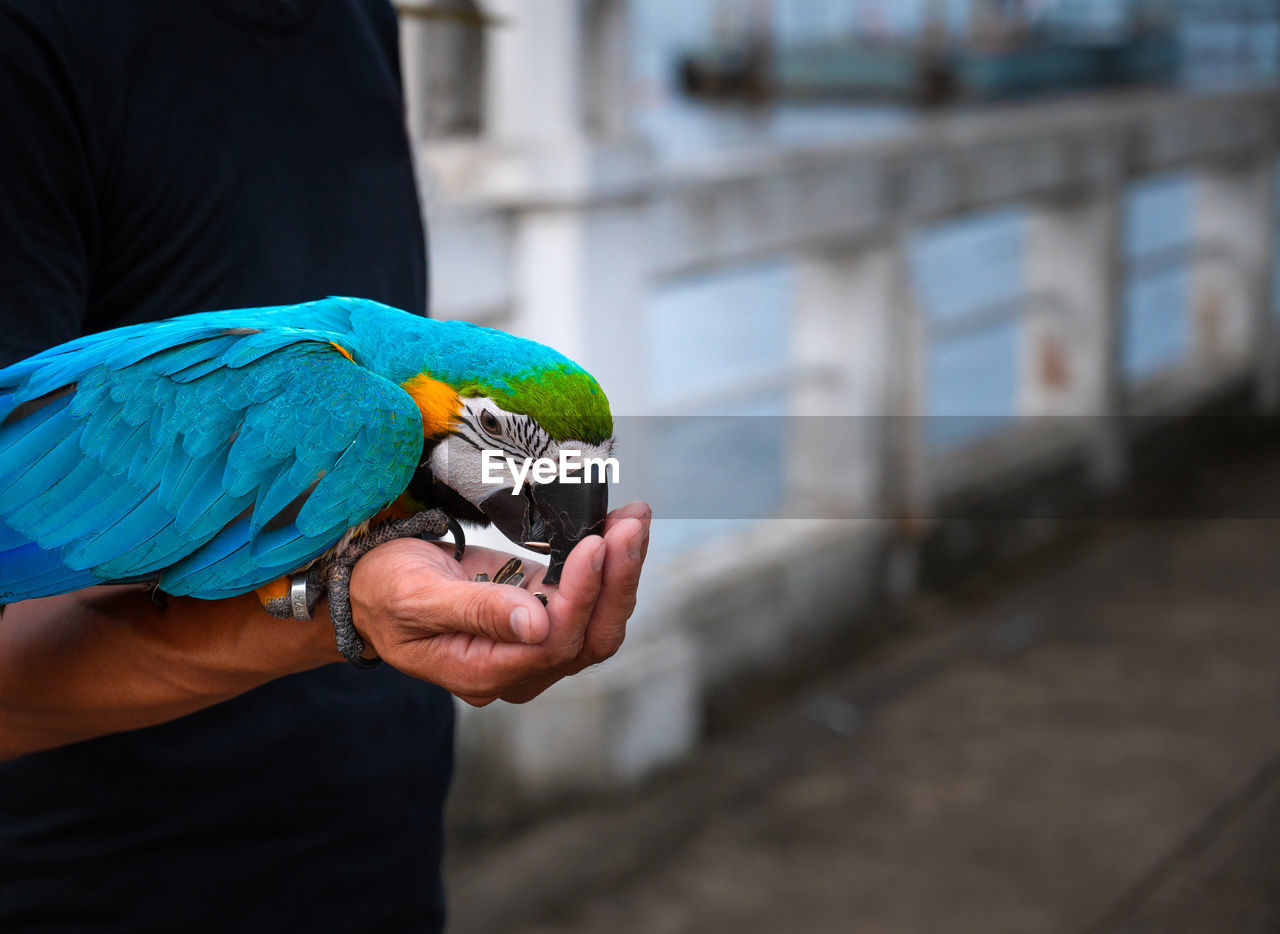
[{"xmin": 479, "ymin": 468, "xmax": 609, "ymax": 585}]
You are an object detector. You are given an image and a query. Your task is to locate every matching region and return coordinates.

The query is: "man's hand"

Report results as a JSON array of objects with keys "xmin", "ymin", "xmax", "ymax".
[
  {"xmin": 0, "ymin": 502, "xmax": 650, "ymax": 759},
  {"xmin": 348, "ymin": 502, "xmax": 651, "ymax": 706}
]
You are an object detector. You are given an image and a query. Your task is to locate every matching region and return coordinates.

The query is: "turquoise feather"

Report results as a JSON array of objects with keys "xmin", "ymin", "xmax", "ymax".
[{"xmin": 0, "ymin": 296, "xmax": 611, "ymax": 604}]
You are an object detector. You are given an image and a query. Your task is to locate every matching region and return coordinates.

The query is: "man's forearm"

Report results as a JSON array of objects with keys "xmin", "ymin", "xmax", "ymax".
[
  {"xmin": 0, "ymin": 587, "xmax": 341, "ymax": 760},
  {"xmin": 0, "ymin": 507, "xmax": 650, "ymax": 760}
]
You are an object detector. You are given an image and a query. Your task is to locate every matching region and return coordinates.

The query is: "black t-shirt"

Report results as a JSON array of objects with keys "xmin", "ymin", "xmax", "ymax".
[{"xmin": 0, "ymin": 2, "xmax": 453, "ymax": 931}]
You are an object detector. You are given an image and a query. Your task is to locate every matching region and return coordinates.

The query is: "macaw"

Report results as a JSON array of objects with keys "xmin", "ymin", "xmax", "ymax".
[{"xmin": 0, "ymin": 297, "xmax": 614, "ymax": 663}]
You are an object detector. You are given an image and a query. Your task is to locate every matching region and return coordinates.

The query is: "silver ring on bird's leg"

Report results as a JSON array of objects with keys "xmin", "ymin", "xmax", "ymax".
[{"xmin": 290, "ymin": 573, "xmax": 312, "ymax": 620}]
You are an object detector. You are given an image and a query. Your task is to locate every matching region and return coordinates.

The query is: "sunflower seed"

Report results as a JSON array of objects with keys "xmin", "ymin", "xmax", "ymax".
[{"xmin": 493, "ymin": 558, "xmax": 524, "ymax": 585}]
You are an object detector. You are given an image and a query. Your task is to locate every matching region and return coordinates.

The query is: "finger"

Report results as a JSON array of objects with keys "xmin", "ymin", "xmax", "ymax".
[
  {"xmin": 417, "ymin": 577, "xmax": 551, "ymax": 646},
  {"xmin": 504, "ymin": 516, "xmax": 645, "ymax": 689},
  {"xmin": 400, "ymin": 630, "xmax": 555, "ymax": 702},
  {"xmin": 604, "ymin": 501, "xmax": 652, "ymax": 535},
  {"xmin": 503, "ymin": 504, "xmax": 649, "ymax": 593},
  {"xmin": 579, "ymin": 515, "xmax": 646, "ymax": 664},
  {"xmin": 408, "ymin": 601, "xmax": 595, "ymax": 702},
  {"xmin": 487, "ymin": 533, "xmax": 616, "ymax": 703},
  {"xmin": 499, "ymin": 676, "xmax": 558, "ymax": 705},
  {"xmin": 541, "ymin": 534, "xmax": 606, "ymax": 655}
]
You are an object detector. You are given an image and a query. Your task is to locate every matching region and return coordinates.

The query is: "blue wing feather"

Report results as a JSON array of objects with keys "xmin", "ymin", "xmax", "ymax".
[
  {"xmin": 0, "ymin": 431, "xmax": 83, "ymax": 513},
  {"xmin": 40, "ymin": 478, "xmax": 154, "ymax": 550},
  {"xmin": 0, "ymin": 400, "xmax": 77, "ymax": 482},
  {"xmin": 9, "ymin": 457, "xmax": 104, "ymax": 537},
  {"xmin": 1, "ymin": 543, "xmax": 99, "ymax": 595},
  {"xmin": 80, "ymin": 497, "xmax": 180, "ymax": 576}
]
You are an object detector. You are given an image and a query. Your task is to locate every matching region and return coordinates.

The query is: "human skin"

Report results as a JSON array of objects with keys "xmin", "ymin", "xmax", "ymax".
[{"xmin": 0, "ymin": 501, "xmax": 651, "ymax": 760}]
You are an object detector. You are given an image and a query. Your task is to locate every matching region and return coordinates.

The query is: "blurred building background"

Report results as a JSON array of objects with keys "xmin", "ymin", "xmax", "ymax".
[{"xmin": 397, "ymin": 2, "xmax": 1280, "ymax": 930}]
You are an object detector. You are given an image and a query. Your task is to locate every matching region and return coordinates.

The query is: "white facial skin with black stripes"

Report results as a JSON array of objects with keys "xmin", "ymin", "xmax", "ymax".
[{"xmin": 426, "ymin": 398, "xmax": 616, "ymax": 510}]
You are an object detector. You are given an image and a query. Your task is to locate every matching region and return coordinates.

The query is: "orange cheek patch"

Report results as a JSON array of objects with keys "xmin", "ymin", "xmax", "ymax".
[{"xmin": 401, "ymin": 373, "xmax": 461, "ymax": 438}]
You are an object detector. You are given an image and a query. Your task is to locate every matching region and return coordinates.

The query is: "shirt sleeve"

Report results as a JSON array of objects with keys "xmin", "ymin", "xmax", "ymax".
[{"xmin": 0, "ymin": 6, "xmax": 96, "ymax": 366}]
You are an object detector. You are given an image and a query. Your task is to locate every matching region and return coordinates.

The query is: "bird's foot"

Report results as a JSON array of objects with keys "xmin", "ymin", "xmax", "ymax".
[{"xmin": 266, "ymin": 509, "xmax": 457, "ymax": 667}]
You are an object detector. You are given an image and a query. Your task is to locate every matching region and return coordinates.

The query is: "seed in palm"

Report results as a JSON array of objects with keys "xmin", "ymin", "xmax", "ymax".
[
  {"xmin": 493, "ymin": 558, "xmax": 524, "ymax": 585},
  {"xmin": 473, "ymin": 557, "xmax": 527, "ymax": 586}
]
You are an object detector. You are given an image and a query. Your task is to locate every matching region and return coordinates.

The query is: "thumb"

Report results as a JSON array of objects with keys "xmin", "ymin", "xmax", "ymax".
[{"xmin": 423, "ymin": 580, "xmax": 550, "ymax": 645}]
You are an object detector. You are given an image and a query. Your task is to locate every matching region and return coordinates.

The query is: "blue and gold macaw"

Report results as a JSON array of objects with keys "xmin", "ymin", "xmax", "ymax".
[{"xmin": 0, "ymin": 297, "xmax": 614, "ymax": 661}]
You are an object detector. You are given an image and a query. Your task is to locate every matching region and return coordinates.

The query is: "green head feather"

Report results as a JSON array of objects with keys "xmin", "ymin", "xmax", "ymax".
[
  {"xmin": 341, "ymin": 302, "xmax": 615, "ymax": 443},
  {"xmin": 458, "ymin": 363, "xmax": 613, "ymax": 445}
]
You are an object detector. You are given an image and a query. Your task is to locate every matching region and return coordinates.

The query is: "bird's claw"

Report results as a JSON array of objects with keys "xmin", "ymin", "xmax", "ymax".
[
  {"xmin": 265, "ymin": 509, "xmax": 454, "ymax": 667},
  {"xmin": 444, "ymin": 516, "xmax": 466, "ymax": 562},
  {"xmin": 271, "ymin": 509, "xmax": 544, "ymax": 667}
]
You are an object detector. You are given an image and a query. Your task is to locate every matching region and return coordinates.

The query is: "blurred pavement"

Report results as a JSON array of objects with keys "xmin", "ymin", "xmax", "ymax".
[{"xmin": 447, "ymin": 441, "xmax": 1280, "ymax": 934}]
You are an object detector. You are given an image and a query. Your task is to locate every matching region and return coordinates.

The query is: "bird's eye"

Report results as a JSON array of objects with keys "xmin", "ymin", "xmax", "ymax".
[{"xmin": 479, "ymin": 409, "xmax": 503, "ymax": 437}]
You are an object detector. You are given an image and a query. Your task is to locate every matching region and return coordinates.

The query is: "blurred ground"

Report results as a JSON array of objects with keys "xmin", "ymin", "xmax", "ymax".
[{"xmin": 447, "ymin": 440, "xmax": 1280, "ymax": 934}]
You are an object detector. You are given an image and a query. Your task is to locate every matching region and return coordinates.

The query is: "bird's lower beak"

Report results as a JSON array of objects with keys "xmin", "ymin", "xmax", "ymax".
[
  {"xmin": 530, "ymin": 476, "xmax": 608, "ymax": 585},
  {"xmin": 479, "ymin": 473, "xmax": 609, "ymax": 585}
]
